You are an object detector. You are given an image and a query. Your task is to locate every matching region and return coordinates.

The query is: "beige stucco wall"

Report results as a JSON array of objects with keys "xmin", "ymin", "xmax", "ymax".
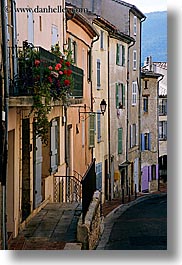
[
  {"xmin": 92, "ymin": 23, "xmax": 109, "ymax": 202},
  {"xmin": 16, "ymin": 0, "xmax": 65, "ymax": 51},
  {"xmin": 66, "ymin": 17, "xmax": 95, "ymax": 178},
  {"xmin": 141, "ymin": 77, "xmax": 159, "ymax": 167}
]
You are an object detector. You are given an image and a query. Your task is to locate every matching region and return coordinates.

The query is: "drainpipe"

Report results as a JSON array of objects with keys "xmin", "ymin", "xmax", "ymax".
[
  {"xmin": 90, "ymin": 29, "xmax": 99, "ymax": 161},
  {"xmin": 138, "ymin": 16, "xmax": 146, "ymax": 192},
  {"xmin": 1, "ymin": 0, "xmax": 9, "ymax": 250},
  {"xmin": 107, "ymin": 34, "xmax": 111, "ymax": 200},
  {"xmin": 11, "ymin": 0, "xmax": 18, "ymax": 84},
  {"xmin": 157, "ymin": 74, "xmax": 164, "ymax": 191}
]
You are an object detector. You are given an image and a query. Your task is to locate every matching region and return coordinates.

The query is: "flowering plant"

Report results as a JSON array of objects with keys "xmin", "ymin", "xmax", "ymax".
[{"xmin": 18, "ymin": 42, "xmax": 74, "ymax": 144}]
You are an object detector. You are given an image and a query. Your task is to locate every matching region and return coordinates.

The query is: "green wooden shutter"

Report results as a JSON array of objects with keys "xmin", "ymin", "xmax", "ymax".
[
  {"xmin": 118, "ymin": 128, "xmax": 123, "ymax": 154},
  {"xmin": 116, "ymin": 43, "xmax": 120, "ymax": 64},
  {"xmin": 116, "ymin": 83, "xmax": 119, "ymax": 108},
  {"xmin": 122, "ymin": 45, "xmax": 125, "ymax": 66},
  {"xmin": 89, "ymin": 114, "xmax": 95, "ymax": 148},
  {"xmin": 122, "ymin": 84, "xmax": 125, "ymax": 107}
]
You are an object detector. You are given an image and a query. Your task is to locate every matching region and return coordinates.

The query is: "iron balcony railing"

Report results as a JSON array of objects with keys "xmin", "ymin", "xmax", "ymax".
[{"xmin": 9, "ymin": 45, "xmax": 83, "ymax": 99}]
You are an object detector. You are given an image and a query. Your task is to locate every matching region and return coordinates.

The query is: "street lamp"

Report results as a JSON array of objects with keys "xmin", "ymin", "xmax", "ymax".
[
  {"xmin": 100, "ymin": 99, "xmax": 107, "ymax": 115},
  {"xmin": 78, "ymin": 99, "xmax": 107, "ymax": 122}
]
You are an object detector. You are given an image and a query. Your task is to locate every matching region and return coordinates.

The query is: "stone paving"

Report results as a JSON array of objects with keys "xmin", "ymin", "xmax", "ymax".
[{"xmin": 8, "ymin": 203, "xmax": 82, "ymax": 250}]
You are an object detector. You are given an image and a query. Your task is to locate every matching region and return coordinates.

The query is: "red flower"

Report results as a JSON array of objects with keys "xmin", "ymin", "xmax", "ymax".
[
  {"xmin": 59, "ymin": 71, "xmax": 63, "ymax": 75},
  {"xmin": 67, "ymin": 69, "xmax": 72, "ymax": 76},
  {"xmin": 48, "ymin": 66, "xmax": 53, "ymax": 70},
  {"xmin": 35, "ymin": 60, "xmax": 40, "ymax": 67},
  {"xmin": 55, "ymin": 63, "xmax": 62, "ymax": 70},
  {"xmin": 64, "ymin": 79, "xmax": 70, "ymax": 86},
  {"xmin": 65, "ymin": 61, "xmax": 71, "ymax": 67},
  {"xmin": 48, "ymin": 76, "xmax": 52, "ymax": 83},
  {"xmin": 63, "ymin": 70, "xmax": 67, "ymax": 75}
]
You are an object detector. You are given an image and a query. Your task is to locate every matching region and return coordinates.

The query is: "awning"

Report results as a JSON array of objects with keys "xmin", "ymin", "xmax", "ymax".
[{"xmin": 118, "ymin": 160, "xmax": 131, "ymax": 169}]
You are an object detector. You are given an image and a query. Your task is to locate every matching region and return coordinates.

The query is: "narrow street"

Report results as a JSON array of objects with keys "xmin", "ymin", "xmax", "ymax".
[{"xmin": 97, "ymin": 193, "xmax": 167, "ymax": 250}]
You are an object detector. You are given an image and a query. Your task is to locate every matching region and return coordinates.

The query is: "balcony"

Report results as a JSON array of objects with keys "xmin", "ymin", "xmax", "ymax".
[{"xmin": 9, "ymin": 45, "xmax": 83, "ymax": 103}]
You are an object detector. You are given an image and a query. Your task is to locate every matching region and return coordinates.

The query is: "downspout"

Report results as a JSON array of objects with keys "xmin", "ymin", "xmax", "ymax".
[
  {"xmin": 11, "ymin": 0, "xmax": 18, "ymax": 83},
  {"xmin": 138, "ymin": 16, "xmax": 146, "ymax": 192},
  {"xmin": 107, "ymin": 34, "xmax": 111, "ymax": 200},
  {"xmin": 157, "ymin": 74, "xmax": 164, "ymax": 191},
  {"xmin": 90, "ymin": 30, "xmax": 99, "ymax": 161},
  {"xmin": 1, "ymin": 0, "xmax": 9, "ymax": 250}
]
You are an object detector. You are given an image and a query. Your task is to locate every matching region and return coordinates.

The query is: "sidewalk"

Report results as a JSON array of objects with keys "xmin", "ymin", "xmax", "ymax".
[
  {"xmin": 102, "ymin": 182, "xmax": 167, "ymax": 217},
  {"xmin": 8, "ymin": 203, "xmax": 82, "ymax": 250},
  {"xmin": 8, "ymin": 182, "xmax": 167, "ymax": 250}
]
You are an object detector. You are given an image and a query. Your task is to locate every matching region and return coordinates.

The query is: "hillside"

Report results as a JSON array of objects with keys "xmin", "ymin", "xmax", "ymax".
[{"xmin": 141, "ymin": 11, "xmax": 167, "ymax": 64}]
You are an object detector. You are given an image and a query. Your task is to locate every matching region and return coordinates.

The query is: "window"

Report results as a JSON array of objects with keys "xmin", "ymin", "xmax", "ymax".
[
  {"xmin": 50, "ymin": 119, "xmax": 59, "ymax": 173},
  {"xmin": 97, "ymin": 59, "xmax": 101, "ymax": 88},
  {"xmin": 143, "ymin": 97, "xmax": 148, "ymax": 112},
  {"xmin": 141, "ymin": 133, "xmax": 151, "ymax": 151},
  {"xmin": 51, "ymin": 25, "xmax": 58, "ymax": 46},
  {"xmin": 132, "ymin": 81, "xmax": 137, "ymax": 105},
  {"xmin": 133, "ymin": 50, "xmax": 137, "ymax": 70},
  {"xmin": 100, "ymin": 30, "xmax": 104, "ymax": 49},
  {"xmin": 116, "ymin": 83, "xmax": 125, "ymax": 109},
  {"xmin": 116, "ymin": 43, "xmax": 125, "ymax": 66},
  {"xmin": 151, "ymin": 165, "xmax": 156, "ymax": 180},
  {"xmin": 97, "ymin": 111, "xmax": 101, "ymax": 143},
  {"xmin": 159, "ymin": 121, "xmax": 167, "ymax": 140},
  {"xmin": 159, "ymin": 99, "xmax": 167, "ymax": 115},
  {"xmin": 134, "ymin": 16, "xmax": 137, "ymax": 36},
  {"xmin": 96, "ymin": 163, "xmax": 102, "ymax": 191},
  {"xmin": 130, "ymin": 124, "xmax": 137, "ymax": 148},
  {"xmin": 89, "ymin": 114, "xmax": 95, "ymax": 148},
  {"xmin": 118, "ymin": 128, "xmax": 123, "ymax": 154},
  {"xmin": 68, "ymin": 38, "xmax": 77, "ymax": 64}
]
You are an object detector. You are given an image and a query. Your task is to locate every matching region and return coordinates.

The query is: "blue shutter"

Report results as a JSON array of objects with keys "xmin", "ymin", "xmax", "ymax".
[
  {"xmin": 96, "ymin": 163, "xmax": 102, "ymax": 191},
  {"xmin": 148, "ymin": 133, "xmax": 151, "ymax": 150},
  {"xmin": 141, "ymin": 134, "xmax": 145, "ymax": 151}
]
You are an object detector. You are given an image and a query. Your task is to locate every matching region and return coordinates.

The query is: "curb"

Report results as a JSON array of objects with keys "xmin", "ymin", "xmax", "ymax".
[
  {"xmin": 96, "ymin": 193, "xmax": 167, "ymax": 250},
  {"xmin": 106, "ymin": 192, "xmax": 167, "ymax": 219}
]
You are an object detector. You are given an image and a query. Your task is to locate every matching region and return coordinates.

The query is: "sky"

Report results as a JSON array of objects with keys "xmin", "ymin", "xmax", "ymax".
[{"xmin": 125, "ymin": 0, "xmax": 167, "ymax": 13}]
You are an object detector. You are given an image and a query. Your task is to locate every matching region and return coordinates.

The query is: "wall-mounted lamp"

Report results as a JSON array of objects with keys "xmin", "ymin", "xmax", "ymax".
[{"xmin": 79, "ymin": 99, "xmax": 107, "ymax": 123}]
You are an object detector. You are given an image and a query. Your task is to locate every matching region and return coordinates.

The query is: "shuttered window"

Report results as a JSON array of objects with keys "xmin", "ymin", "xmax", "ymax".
[
  {"xmin": 89, "ymin": 114, "xmax": 95, "ymax": 148},
  {"xmin": 116, "ymin": 43, "xmax": 126, "ymax": 66},
  {"xmin": 97, "ymin": 111, "xmax": 101, "ymax": 143},
  {"xmin": 116, "ymin": 83, "xmax": 125, "ymax": 108},
  {"xmin": 50, "ymin": 119, "xmax": 59, "ymax": 174},
  {"xmin": 97, "ymin": 59, "xmax": 101, "ymax": 88},
  {"xmin": 134, "ymin": 16, "xmax": 137, "ymax": 36},
  {"xmin": 96, "ymin": 163, "xmax": 102, "ymax": 191},
  {"xmin": 132, "ymin": 81, "xmax": 137, "ymax": 105},
  {"xmin": 118, "ymin": 128, "xmax": 123, "ymax": 154},
  {"xmin": 130, "ymin": 124, "xmax": 137, "ymax": 148},
  {"xmin": 141, "ymin": 133, "xmax": 151, "ymax": 151},
  {"xmin": 143, "ymin": 97, "xmax": 148, "ymax": 112},
  {"xmin": 133, "ymin": 50, "xmax": 137, "ymax": 70}
]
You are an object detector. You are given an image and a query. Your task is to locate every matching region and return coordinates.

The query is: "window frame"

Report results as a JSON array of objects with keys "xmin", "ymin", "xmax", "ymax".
[
  {"xmin": 133, "ymin": 50, "xmax": 137, "ymax": 70},
  {"xmin": 97, "ymin": 59, "xmax": 101, "ymax": 88},
  {"xmin": 132, "ymin": 81, "xmax": 137, "ymax": 106},
  {"xmin": 134, "ymin": 16, "xmax": 137, "ymax": 36}
]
